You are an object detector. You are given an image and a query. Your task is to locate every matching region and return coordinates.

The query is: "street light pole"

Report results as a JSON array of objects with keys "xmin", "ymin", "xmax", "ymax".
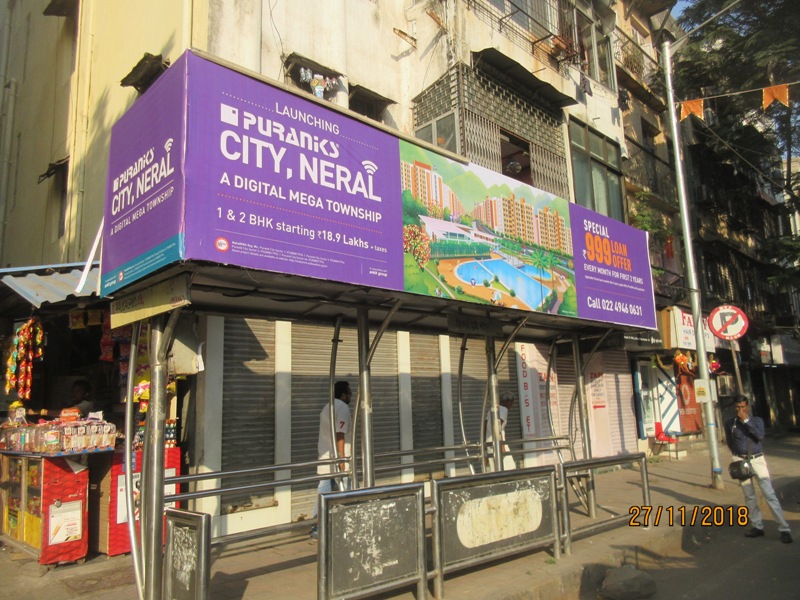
[{"xmin": 661, "ymin": 0, "xmax": 743, "ymax": 489}]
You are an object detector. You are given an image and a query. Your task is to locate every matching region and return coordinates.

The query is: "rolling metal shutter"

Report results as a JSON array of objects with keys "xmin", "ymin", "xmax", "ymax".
[
  {"xmin": 290, "ymin": 322, "xmax": 400, "ymax": 520},
  {"xmin": 555, "ymin": 352, "xmax": 584, "ymax": 461},
  {"xmin": 409, "ymin": 333, "xmax": 444, "ymax": 476},
  {"xmin": 552, "ymin": 349, "xmax": 635, "ymax": 460},
  {"xmin": 450, "ymin": 336, "xmax": 488, "ymax": 462},
  {"xmin": 603, "ymin": 349, "xmax": 637, "ymax": 454},
  {"xmin": 221, "ymin": 317, "xmax": 276, "ymax": 514},
  {"xmin": 449, "ymin": 336, "xmax": 518, "ymax": 473}
]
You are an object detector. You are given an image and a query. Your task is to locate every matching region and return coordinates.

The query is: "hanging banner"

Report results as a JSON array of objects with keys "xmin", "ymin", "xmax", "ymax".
[
  {"xmin": 586, "ymin": 354, "xmax": 613, "ymax": 457},
  {"xmin": 515, "ymin": 342, "xmax": 559, "ymax": 441},
  {"xmin": 103, "ymin": 50, "xmax": 657, "ymax": 330}
]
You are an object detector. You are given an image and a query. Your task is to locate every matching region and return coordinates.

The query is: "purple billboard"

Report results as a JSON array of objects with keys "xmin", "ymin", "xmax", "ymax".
[
  {"xmin": 183, "ymin": 53, "xmax": 402, "ymax": 289},
  {"xmin": 103, "ymin": 53, "xmax": 188, "ymax": 293},
  {"xmin": 570, "ymin": 202, "xmax": 657, "ymax": 328},
  {"xmin": 103, "ymin": 50, "xmax": 656, "ymax": 330}
]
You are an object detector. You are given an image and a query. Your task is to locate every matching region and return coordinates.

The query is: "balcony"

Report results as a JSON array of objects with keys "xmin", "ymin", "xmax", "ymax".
[
  {"xmin": 612, "ymin": 28, "xmax": 665, "ymax": 111},
  {"xmin": 623, "ymin": 141, "xmax": 677, "ymax": 208},
  {"xmin": 468, "ymin": 0, "xmax": 580, "ymax": 65},
  {"xmin": 654, "ymin": 269, "xmax": 686, "ymax": 304}
]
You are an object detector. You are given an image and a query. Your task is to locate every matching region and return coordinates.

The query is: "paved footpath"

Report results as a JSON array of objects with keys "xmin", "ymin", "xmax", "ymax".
[{"xmin": 1, "ymin": 434, "xmax": 798, "ymax": 600}]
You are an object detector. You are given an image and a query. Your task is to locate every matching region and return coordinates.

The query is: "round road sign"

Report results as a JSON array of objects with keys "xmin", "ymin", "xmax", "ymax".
[{"xmin": 708, "ymin": 305, "xmax": 749, "ymax": 340}]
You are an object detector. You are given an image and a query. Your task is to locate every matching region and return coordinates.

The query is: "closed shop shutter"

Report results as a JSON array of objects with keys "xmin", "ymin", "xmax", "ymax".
[
  {"xmin": 603, "ymin": 349, "xmax": 637, "ymax": 454},
  {"xmin": 449, "ymin": 336, "xmax": 518, "ymax": 473},
  {"xmin": 555, "ymin": 352, "xmax": 584, "ymax": 460},
  {"xmin": 409, "ymin": 333, "xmax": 444, "ymax": 470},
  {"xmin": 553, "ymin": 348, "xmax": 635, "ymax": 460},
  {"xmin": 450, "ymin": 336, "xmax": 488, "ymax": 464},
  {"xmin": 291, "ymin": 323, "xmax": 400, "ymax": 520},
  {"xmin": 221, "ymin": 317, "xmax": 276, "ymax": 514}
]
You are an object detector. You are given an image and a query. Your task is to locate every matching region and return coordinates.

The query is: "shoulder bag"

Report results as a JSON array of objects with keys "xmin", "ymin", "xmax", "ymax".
[{"xmin": 728, "ymin": 425, "xmax": 755, "ymax": 481}]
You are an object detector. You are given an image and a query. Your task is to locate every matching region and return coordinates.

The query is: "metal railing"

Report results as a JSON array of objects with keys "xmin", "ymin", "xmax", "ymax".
[
  {"xmin": 468, "ymin": 0, "xmax": 579, "ymax": 63},
  {"xmin": 612, "ymin": 27, "xmax": 664, "ymax": 101},
  {"xmin": 161, "ymin": 449, "xmax": 652, "ymax": 599},
  {"xmin": 557, "ymin": 453, "xmax": 650, "ymax": 555},
  {"xmin": 624, "ymin": 141, "xmax": 678, "ymax": 205}
]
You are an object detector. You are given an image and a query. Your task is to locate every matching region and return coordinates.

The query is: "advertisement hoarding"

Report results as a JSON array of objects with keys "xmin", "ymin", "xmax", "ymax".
[{"xmin": 103, "ymin": 51, "xmax": 657, "ymax": 330}]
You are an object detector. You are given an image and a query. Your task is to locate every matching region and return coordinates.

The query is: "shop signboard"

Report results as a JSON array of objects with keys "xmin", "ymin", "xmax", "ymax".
[
  {"xmin": 623, "ymin": 330, "xmax": 663, "ymax": 351},
  {"xmin": 103, "ymin": 50, "xmax": 657, "ymax": 330},
  {"xmin": 665, "ymin": 306, "xmax": 717, "ymax": 350},
  {"xmin": 109, "ymin": 274, "xmax": 191, "ymax": 328}
]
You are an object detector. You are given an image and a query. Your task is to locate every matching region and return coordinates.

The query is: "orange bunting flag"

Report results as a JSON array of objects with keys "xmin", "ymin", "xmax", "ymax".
[
  {"xmin": 762, "ymin": 84, "xmax": 789, "ymax": 109},
  {"xmin": 680, "ymin": 99, "xmax": 704, "ymax": 121}
]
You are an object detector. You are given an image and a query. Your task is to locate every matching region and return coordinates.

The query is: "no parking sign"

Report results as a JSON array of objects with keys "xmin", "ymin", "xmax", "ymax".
[{"xmin": 708, "ymin": 305, "xmax": 748, "ymax": 341}]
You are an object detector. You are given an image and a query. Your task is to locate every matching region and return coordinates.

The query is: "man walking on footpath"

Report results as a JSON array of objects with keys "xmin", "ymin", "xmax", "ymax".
[
  {"xmin": 724, "ymin": 395, "xmax": 792, "ymax": 543},
  {"xmin": 310, "ymin": 380, "xmax": 352, "ymax": 539}
]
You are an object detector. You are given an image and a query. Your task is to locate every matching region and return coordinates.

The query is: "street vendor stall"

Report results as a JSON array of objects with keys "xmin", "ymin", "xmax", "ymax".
[{"xmin": 0, "ymin": 402, "xmax": 116, "ymax": 569}]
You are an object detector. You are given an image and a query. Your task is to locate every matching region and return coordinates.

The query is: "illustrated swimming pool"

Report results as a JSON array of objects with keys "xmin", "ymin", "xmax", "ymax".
[{"xmin": 455, "ymin": 259, "xmax": 553, "ymax": 309}]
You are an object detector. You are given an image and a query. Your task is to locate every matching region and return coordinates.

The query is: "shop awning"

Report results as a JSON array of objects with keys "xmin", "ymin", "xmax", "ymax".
[{"xmin": 0, "ymin": 264, "xmax": 100, "ymax": 309}]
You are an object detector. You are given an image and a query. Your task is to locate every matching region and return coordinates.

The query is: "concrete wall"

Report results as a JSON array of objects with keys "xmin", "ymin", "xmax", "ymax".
[{"xmin": 0, "ymin": 0, "xmax": 189, "ymax": 267}]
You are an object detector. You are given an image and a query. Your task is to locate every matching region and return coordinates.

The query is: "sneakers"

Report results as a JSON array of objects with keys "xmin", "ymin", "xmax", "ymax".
[
  {"xmin": 309, "ymin": 526, "xmax": 318, "ymax": 540},
  {"xmin": 744, "ymin": 527, "xmax": 764, "ymax": 538},
  {"xmin": 780, "ymin": 531, "xmax": 793, "ymax": 544}
]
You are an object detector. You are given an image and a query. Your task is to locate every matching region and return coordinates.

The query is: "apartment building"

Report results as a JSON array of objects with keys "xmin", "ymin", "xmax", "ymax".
[{"xmin": 7, "ymin": 0, "xmax": 791, "ymax": 541}]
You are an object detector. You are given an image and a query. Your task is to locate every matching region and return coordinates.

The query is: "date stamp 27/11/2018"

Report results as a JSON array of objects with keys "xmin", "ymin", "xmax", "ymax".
[{"xmin": 628, "ymin": 505, "xmax": 748, "ymax": 528}]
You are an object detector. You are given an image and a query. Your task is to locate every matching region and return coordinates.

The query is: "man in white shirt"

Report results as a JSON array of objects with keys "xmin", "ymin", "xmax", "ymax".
[
  {"xmin": 485, "ymin": 391, "xmax": 516, "ymax": 471},
  {"xmin": 311, "ymin": 380, "xmax": 352, "ymax": 538}
]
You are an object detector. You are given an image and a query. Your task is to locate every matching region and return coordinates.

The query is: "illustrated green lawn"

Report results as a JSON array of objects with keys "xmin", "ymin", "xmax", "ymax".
[{"xmin": 404, "ymin": 254, "xmax": 490, "ymax": 303}]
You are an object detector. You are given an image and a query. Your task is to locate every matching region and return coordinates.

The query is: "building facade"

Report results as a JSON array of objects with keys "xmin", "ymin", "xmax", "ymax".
[{"xmin": 2, "ymin": 0, "xmax": 796, "ymax": 540}]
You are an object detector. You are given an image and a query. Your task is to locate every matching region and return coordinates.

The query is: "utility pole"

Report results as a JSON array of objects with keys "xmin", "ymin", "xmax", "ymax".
[{"xmin": 661, "ymin": 0, "xmax": 742, "ymax": 490}]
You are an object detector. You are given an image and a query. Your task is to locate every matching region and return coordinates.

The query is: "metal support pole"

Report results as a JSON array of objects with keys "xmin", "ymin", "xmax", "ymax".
[
  {"xmin": 124, "ymin": 322, "xmax": 144, "ymax": 600},
  {"xmin": 357, "ymin": 308, "xmax": 374, "ymax": 488},
  {"xmin": 571, "ymin": 334, "xmax": 595, "ymax": 518},
  {"xmin": 662, "ymin": 39, "xmax": 724, "ymax": 489},
  {"xmin": 328, "ymin": 317, "xmax": 343, "ymax": 486},
  {"xmin": 729, "ymin": 340, "xmax": 744, "ymax": 397},
  {"xmin": 485, "ymin": 336, "xmax": 503, "ymax": 470},
  {"xmin": 571, "ymin": 335, "xmax": 591, "ymax": 461},
  {"xmin": 143, "ymin": 315, "xmax": 168, "ymax": 600}
]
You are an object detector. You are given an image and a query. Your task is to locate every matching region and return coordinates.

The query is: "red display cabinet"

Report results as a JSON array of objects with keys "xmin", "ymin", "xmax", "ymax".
[
  {"xmin": 1, "ymin": 453, "xmax": 91, "ymax": 566},
  {"xmin": 89, "ymin": 447, "xmax": 181, "ymax": 556}
]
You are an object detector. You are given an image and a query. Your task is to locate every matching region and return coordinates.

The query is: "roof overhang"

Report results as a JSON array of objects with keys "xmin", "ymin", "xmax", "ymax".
[
  {"xmin": 0, "ymin": 263, "xmax": 100, "ymax": 312},
  {"xmin": 473, "ymin": 48, "xmax": 578, "ymax": 110},
  {"xmin": 108, "ymin": 261, "xmax": 650, "ymax": 345}
]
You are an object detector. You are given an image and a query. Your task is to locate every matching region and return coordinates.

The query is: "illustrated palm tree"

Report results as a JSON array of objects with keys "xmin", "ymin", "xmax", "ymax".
[
  {"xmin": 541, "ymin": 252, "xmax": 556, "ymax": 276},
  {"xmin": 530, "ymin": 249, "xmax": 548, "ymax": 309},
  {"xmin": 540, "ymin": 252, "xmax": 557, "ymax": 311}
]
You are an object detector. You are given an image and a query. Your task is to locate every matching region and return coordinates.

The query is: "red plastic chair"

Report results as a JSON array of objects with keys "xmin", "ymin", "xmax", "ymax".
[
  {"xmin": 653, "ymin": 422, "xmax": 678, "ymax": 456},
  {"xmin": 654, "ymin": 421, "xmax": 678, "ymax": 443}
]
